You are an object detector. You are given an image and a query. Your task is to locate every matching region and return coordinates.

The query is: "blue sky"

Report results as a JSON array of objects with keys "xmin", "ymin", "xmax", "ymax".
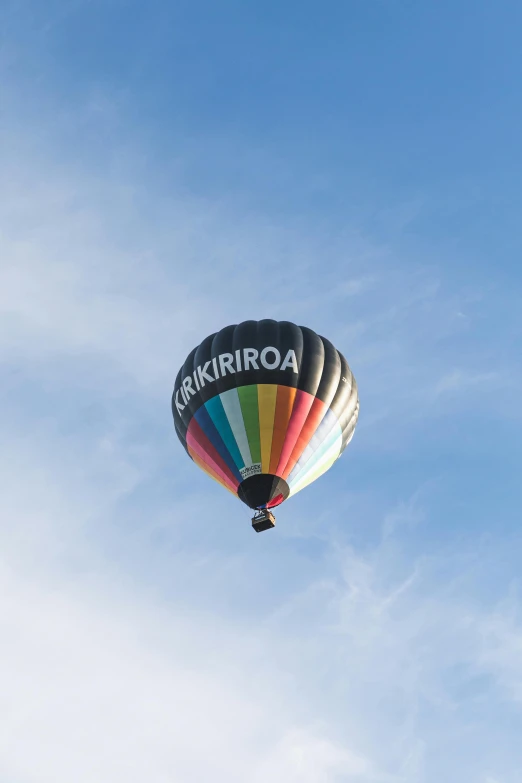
[{"xmin": 2, "ymin": 1, "xmax": 522, "ymax": 781}]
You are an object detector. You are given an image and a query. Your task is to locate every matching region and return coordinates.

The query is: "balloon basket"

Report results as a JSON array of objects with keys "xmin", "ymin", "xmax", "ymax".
[{"xmin": 251, "ymin": 509, "xmax": 276, "ymax": 533}]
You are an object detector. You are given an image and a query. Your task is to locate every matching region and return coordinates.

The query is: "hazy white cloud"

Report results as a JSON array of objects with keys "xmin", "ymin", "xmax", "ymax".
[
  {"xmin": 2, "ymin": 78, "xmax": 522, "ymax": 783},
  {"xmin": 1, "ymin": 561, "xmax": 339, "ymax": 783},
  {"xmin": 0, "ymin": 420, "xmax": 393, "ymax": 783},
  {"xmin": 3, "ymin": 404, "xmax": 522, "ymax": 782},
  {"xmin": 434, "ymin": 369, "xmax": 500, "ymax": 397},
  {"xmin": 4, "ymin": 427, "xmax": 522, "ymax": 782}
]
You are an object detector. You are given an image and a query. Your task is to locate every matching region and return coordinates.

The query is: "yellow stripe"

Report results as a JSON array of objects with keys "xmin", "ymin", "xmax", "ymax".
[{"xmin": 258, "ymin": 384, "xmax": 278, "ymax": 472}]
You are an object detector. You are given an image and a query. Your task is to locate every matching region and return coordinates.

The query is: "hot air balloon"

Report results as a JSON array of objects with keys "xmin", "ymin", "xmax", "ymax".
[{"xmin": 172, "ymin": 320, "xmax": 359, "ymax": 532}]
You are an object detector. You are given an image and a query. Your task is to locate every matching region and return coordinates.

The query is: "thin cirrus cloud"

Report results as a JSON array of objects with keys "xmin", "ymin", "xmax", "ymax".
[{"xmin": 1, "ymin": 49, "xmax": 522, "ymax": 783}]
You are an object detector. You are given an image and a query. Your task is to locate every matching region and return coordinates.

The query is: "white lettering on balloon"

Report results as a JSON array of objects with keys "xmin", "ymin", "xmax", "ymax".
[{"xmin": 174, "ymin": 347, "xmax": 298, "ymax": 414}]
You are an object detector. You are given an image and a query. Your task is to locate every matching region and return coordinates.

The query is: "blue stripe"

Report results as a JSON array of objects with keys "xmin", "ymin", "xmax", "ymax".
[
  {"xmin": 205, "ymin": 395, "xmax": 245, "ymax": 470},
  {"xmin": 194, "ymin": 406, "xmax": 243, "ymax": 482}
]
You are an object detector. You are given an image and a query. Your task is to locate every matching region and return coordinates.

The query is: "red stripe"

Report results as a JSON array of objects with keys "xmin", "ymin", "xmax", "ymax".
[
  {"xmin": 188, "ymin": 446, "xmax": 237, "ymax": 493},
  {"xmin": 187, "ymin": 419, "xmax": 240, "ymax": 489},
  {"xmin": 282, "ymin": 397, "xmax": 328, "ymax": 479},
  {"xmin": 275, "ymin": 390, "xmax": 315, "ymax": 476},
  {"xmin": 266, "ymin": 493, "xmax": 285, "ymax": 509}
]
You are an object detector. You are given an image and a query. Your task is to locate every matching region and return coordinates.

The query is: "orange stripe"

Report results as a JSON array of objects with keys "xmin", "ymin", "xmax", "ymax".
[
  {"xmin": 269, "ymin": 385, "xmax": 297, "ymax": 475},
  {"xmin": 275, "ymin": 390, "xmax": 315, "ymax": 477},
  {"xmin": 282, "ymin": 397, "xmax": 328, "ymax": 479}
]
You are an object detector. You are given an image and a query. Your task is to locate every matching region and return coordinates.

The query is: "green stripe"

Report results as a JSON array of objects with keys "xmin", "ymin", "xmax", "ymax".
[{"xmin": 238, "ymin": 385, "xmax": 261, "ymax": 464}]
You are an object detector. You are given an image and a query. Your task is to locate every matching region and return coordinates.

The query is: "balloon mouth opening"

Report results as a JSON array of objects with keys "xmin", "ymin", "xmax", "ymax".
[{"xmin": 237, "ymin": 474, "xmax": 290, "ymax": 510}]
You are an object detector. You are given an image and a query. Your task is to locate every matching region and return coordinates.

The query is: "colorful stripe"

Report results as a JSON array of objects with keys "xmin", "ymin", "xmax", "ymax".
[
  {"xmin": 220, "ymin": 388, "xmax": 252, "ymax": 467},
  {"xmin": 205, "ymin": 395, "xmax": 245, "ymax": 470},
  {"xmin": 269, "ymin": 386, "xmax": 297, "ymax": 474},
  {"xmin": 288, "ymin": 436, "xmax": 342, "ymax": 496},
  {"xmin": 258, "ymin": 384, "xmax": 278, "ymax": 472},
  {"xmin": 189, "ymin": 446, "xmax": 238, "ymax": 495},
  {"xmin": 275, "ymin": 389, "xmax": 315, "ymax": 476},
  {"xmin": 185, "ymin": 383, "xmax": 348, "ymax": 504},
  {"xmin": 238, "ymin": 385, "xmax": 261, "ymax": 464},
  {"xmin": 186, "ymin": 419, "xmax": 241, "ymax": 487},
  {"xmin": 282, "ymin": 396, "xmax": 328, "ymax": 479},
  {"xmin": 288, "ymin": 422, "xmax": 343, "ymax": 494},
  {"xmin": 287, "ymin": 410, "xmax": 336, "ymax": 480},
  {"xmin": 194, "ymin": 405, "xmax": 243, "ymax": 481}
]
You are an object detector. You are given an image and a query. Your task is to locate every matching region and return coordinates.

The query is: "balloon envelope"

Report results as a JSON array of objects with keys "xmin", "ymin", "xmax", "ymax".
[{"xmin": 172, "ymin": 320, "xmax": 359, "ymax": 511}]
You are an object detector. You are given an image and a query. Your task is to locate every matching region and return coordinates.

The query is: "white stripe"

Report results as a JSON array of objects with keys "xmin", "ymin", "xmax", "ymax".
[
  {"xmin": 287, "ymin": 412, "xmax": 339, "ymax": 483},
  {"xmin": 219, "ymin": 388, "xmax": 253, "ymax": 467},
  {"xmin": 289, "ymin": 432, "xmax": 343, "ymax": 496}
]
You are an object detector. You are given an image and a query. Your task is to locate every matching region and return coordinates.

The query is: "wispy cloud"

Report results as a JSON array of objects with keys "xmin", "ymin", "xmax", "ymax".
[
  {"xmin": 4, "ymin": 407, "xmax": 522, "ymax": 782},
  {"xmin": 433, "ymin": 369, "xmax": 501, "ymax": 397},
  {"xmin": 2, "ymin": 42, "xmax": 522, "ymax": 783}
]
